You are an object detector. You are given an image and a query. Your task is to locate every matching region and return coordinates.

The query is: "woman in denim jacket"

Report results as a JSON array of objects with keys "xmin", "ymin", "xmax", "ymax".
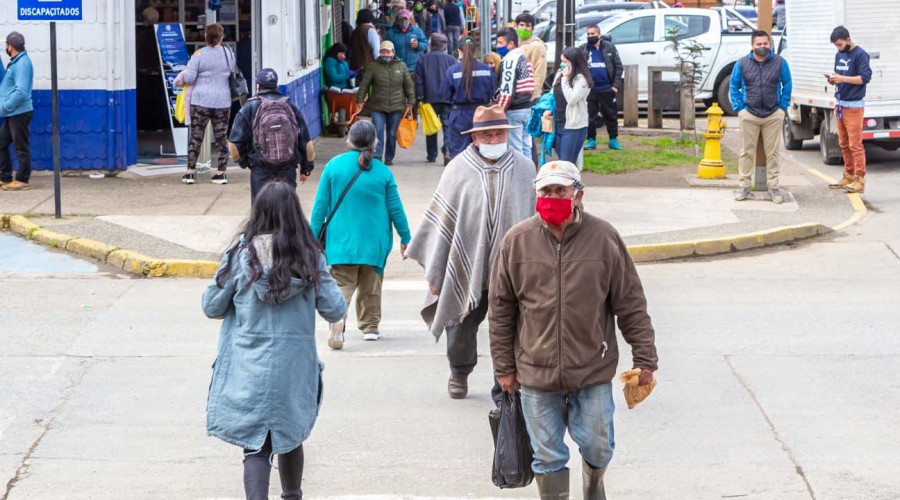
[{"xmin": 202, "ymin": 180, "xmax": 346, "ymax": 499}]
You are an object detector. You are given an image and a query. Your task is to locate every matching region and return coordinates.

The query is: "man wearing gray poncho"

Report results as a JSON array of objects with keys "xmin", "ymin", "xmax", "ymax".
[{"xmin": 406, "ymin": 105, "xmax": 536, "ymax": 400}]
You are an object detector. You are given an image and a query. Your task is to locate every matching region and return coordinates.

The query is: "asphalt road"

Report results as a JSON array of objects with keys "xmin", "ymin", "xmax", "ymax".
[{"xmin": 2, "ymin": 141, "xmax": 899, "ymax": 499}]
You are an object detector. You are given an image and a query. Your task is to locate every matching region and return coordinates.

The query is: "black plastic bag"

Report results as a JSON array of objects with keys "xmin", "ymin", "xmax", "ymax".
[{"xmin": 489, "ymin": 391, "xmax": 534, "ymax": 488}]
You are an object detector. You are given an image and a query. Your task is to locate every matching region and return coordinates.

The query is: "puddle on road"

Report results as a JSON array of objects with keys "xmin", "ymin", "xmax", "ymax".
[{"xmin": 0, "ymin": 232, "xmax": 104, "ymax": 276}]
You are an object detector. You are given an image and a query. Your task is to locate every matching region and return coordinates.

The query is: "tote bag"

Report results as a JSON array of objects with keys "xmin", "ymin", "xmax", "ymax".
[
  {"xmin": 396, "ymin": 108, "xmax": 418, "ymax": 149},
  {"xmin": 420, "ymin": 103, "xmax": 442, "ymax": 136}
]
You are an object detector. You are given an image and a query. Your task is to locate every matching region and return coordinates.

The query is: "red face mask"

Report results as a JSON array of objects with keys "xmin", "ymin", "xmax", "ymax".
[{"xmin": 536, "ymin": 196, "xmax": 574, "ymax": 226}]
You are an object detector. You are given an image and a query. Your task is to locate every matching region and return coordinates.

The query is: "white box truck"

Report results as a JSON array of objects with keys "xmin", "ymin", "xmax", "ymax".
[{"xmin": 780, "ymin": 0, "xmax": 900, "ymax": 164}]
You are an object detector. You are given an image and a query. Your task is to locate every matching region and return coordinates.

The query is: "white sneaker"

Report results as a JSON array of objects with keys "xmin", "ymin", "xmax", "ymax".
[
  {"xmin": 363, "ymin": 331, "xmax": 380, "ymax": 341},
  {"xmin": 327, "ymin": 321, "xmax": 345, "ymax": 350}
]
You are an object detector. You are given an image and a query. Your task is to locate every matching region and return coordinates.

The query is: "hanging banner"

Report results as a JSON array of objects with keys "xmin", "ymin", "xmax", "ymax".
[{"xmin": 155, "ymin": 23, "xmax": 190, "ymax": 156}]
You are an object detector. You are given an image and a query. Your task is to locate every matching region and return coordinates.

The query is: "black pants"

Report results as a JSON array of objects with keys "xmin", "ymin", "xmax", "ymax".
[
  {"xmin": 425, "ymin": 103, "xmax": 451, "ymax": 161},
  {"xmin": 243, "ymin": 433, "xmax": 304, "ymax": 500},
  {"xmin": 444, "ymin": 294, "xmax": 489, "ymax": 376},
  {"xmin": 251, "ymin": 166, "xmax": 297, "ymax": 200},
  {"xmin": 0, "ymin": 112, "xmax": 33, "ymax": 183},
  {"xmin": 587, "ymin": 89, "xmax": 618, "ymax": 141}
]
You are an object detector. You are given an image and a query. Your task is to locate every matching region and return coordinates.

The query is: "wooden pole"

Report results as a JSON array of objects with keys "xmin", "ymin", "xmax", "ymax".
[
  {"xmin": 623, "ymin": 65, "xmax": 639, "ymax": 128},
  {"xmin": 754, "ymin": 1, "xmax": 774, "ymax": 191}
]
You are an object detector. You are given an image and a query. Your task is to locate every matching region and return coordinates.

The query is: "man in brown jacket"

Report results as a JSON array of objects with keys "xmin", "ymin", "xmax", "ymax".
[{"xmin": 489, "ymin": 160, "xmax": 658, "ymax": 499}]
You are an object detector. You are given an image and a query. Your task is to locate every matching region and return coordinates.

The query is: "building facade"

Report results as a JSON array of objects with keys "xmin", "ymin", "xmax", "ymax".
[{"xmin": 0, "ymin": 0, "xmax": 326, "ymax": 171}]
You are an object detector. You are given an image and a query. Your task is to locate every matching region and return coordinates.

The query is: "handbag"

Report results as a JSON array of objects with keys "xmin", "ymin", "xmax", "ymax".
[
  {"xmin": 174, "ymin": 89, "xmax": 187, "ymax": 124},
  {"xmin": 317, "ymin": 167, "xmax": 365, "ymax": 250},
  {"xmin": 396, "ymin": 108, "xmax": 418, "ymax": 149},
  {"xmin": 420, "ymin": 103, "xmax": 442, "ymax": 136},
  {"xmin": 223, "ymin": 47, "xmax": 249, "ymax": 101}
]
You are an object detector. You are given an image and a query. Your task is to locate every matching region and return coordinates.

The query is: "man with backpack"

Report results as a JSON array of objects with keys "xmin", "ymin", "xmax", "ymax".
[{"xmin": 228, "ymin": 68, "xmax": 315, "ymax": 200}]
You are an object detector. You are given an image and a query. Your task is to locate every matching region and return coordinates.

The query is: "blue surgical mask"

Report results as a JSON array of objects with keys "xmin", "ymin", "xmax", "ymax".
[
  {"xmin": 399, "ymin": 20, "xmax": 410, "ymax": 30},
  {"xmin": 496, "ymin": 46, "xmax": 509, "ymax": 58},
  {"xmin": 479, "ymin": 141, "xmax": 508, "ymax": 160}
]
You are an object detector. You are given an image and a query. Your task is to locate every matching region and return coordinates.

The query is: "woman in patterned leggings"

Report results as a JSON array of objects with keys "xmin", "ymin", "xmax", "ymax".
[{"xmin": 181, "ymin": 23, "xmax": 235, "ymax": 185}]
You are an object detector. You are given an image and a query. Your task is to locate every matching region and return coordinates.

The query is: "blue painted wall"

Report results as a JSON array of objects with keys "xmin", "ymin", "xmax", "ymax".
[
  {"xmin": 280, "ymin": 68, "xmax": 322, "ymax": 140},
  {"xmin": 7, "ymin": 89, "xmax": 138, "ymax": 171}
]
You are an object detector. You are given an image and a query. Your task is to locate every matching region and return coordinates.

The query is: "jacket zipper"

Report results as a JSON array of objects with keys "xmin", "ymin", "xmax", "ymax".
[{"xmin": 556, "ymin": 240, "xmax": 563, "ymax": 389}]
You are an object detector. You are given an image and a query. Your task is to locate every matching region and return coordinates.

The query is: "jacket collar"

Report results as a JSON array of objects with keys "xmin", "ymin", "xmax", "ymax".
[{"xmin": 7, "ymin": 51, "xmax": 27, "ymax": 66}]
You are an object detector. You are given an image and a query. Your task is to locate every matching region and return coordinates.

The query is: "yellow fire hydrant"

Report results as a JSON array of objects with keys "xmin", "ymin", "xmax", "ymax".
[{"xmin": 698, "ymin": 103, "xmax": 727, "ymax": 179}]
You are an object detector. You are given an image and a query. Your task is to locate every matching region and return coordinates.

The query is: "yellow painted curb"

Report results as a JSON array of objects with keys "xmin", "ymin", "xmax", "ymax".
[
  {"xmin": 628, "ymin": 223, "xmax": 831, "ymax": 263},
  {"xmin": 161, "ymin": 260, "xmax": 220, "ymax": 278},
  {"xmin": 9, "ymin": 215, "xmax": 39, "ymax": 238},
  {"xmin": 66, "ymin": 238, "xmax": 119, "ymax": 261},
  {"xmin": 804, "ymin": 168, "xmax": 868, "ymax": 232},
  {"xmin": 31, "ymin": 228, "xmax": 76, "ymax": 249},
  {"xmin": 3, "ymin": 216, "xmax": 219, "ymax": 279}
]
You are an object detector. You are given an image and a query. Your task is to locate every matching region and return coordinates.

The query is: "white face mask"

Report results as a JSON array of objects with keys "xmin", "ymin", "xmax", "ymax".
[{"xmin": 478, "ymin": 141, "xmax": 508, "ymax": 160}]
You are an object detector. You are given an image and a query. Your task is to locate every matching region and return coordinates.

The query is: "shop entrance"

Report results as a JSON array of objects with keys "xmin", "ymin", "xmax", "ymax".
[{"xmin": 134, "ymin": 0, "xmax": 261, "ymax": 163}]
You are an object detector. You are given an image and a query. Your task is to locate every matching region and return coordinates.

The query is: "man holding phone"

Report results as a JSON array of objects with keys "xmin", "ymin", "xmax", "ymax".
[{"xmin": 826, "ymin": 26, "xmax": 872, "ymax": 194}]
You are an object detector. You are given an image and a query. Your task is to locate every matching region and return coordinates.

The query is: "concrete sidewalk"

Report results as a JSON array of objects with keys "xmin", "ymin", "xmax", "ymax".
[{"xmin": 0, "ymin": 117, "xmax": 862, "ymax": 277}]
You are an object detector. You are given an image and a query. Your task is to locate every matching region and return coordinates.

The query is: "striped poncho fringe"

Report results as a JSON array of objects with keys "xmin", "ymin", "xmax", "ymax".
[{"xmin": 406, "ymin": 145, "xmax": 536, "ymax": 340}]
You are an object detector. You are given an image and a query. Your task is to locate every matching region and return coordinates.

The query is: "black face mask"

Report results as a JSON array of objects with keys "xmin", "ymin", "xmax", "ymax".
[
  {"xmin": 841, "ymin": 45, "xmax": 852, "ymax": 53},
  {"xmin": 753, "ymin": 47, "xmax": 770, "ymax": 58},
  {"xmin": 587, "ymin": 36, "xmax": 600, "ymax": 46}
]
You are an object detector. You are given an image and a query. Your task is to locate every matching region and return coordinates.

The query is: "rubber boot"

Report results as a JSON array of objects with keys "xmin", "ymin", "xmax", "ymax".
[
  {"xmin": 829, "ymin": 174, "xmax": 856, "ymax": 189},
  {"xmin": 535, "ymin": 468, "xmax": 569, "ymax": 499},
  {"xmin": 582, "ymin": 459, "xmax": 608, "ymax": 500},
  {"xmin": 844, "ymin": 175, "xmax": 865, "ymax": 193}
]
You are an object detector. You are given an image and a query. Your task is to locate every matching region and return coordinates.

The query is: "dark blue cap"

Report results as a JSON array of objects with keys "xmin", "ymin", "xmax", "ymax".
[{"xmin": 256, "ymin": 68, "xmax": 278, "ymax": 88}]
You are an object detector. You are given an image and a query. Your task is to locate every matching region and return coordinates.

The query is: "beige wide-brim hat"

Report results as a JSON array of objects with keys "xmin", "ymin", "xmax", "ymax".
[{"xmin": 461, "ymin": 105, "xmax": 518, "ymax": 134}]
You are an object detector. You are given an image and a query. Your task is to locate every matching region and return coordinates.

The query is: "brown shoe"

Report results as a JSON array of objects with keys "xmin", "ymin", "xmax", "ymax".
[
  {"xmin": 829, "ymin": 174, "xmax": 856, "ymax": 189},
  {"xmin": 448, "ymin": 374, "xmax": 468, "ymax": 399},
  {"xmin": 843, "ymin": 177, "xmax": 865, "ymax": 193},
  {"xmin": 1, "ymin": 180, "xmax": 30, "ymax": 191}
]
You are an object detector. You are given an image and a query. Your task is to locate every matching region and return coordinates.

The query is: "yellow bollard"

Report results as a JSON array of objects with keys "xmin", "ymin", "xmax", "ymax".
[{"xmin": 698, "ymin": 103, "xmax": 727, "ymax": 179}]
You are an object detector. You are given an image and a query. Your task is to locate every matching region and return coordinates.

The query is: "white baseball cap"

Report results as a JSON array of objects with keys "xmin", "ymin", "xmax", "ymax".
[{"xmin": 534, "ymin": 161, "xmax": 581, "ymax": 190}]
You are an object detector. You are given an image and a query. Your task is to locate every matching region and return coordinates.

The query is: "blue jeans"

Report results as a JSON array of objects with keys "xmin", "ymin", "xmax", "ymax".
[
  {"xmin": 519, "ymin": 383, "xmax": 616, "ymax": 474},
  {"xmin": 505, "ymin": 108, "xmax": 532, "ymax": 159},
  {"xmin": 554, "ymin": 125, "xmax": 587, "ymax": 164},
  {"xmin": 371, "ymin": 111, "xmax": 402, "ymax": 163},
  {"xmin": 425, "ymin": 103, "xmax": 451, "ymax": 161},
  {"xmin": 250, "ymin": 165, "xmax": 297, "ymax": 200}
]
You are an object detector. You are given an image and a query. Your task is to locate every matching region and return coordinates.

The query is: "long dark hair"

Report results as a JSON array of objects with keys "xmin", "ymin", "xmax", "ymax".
[
  {"xmin": 458, "ymin": 36, "xmax": 478, "ymax": 98},
  {"xmin": 561, "ymin": 46, "xmax": 593, "ymax": 89},
  {"xmin": 215, "ymin": 180, "xmax": 321, "ymax": 302}
]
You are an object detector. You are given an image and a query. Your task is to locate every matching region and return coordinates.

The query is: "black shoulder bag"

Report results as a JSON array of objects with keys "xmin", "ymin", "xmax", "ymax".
[
  {"xmin": 223, "ymin": 46, "xmax": 249, "ymax": 101},
  {"xmin": 317, "ymin": 168, "xmax": 365, "ymax": 250}
]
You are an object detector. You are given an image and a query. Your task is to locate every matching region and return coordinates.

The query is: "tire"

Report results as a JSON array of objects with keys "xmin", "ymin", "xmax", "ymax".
[
  {"xmin": 783, "ymin": 113, "xmax": 803, "ymax": 150},
  {"xmin": 819, "ymin": 120, "xmax": 843, "ymax": 165},
  {"xmin": 716, "ymin": 77, "xmax": 735, "ymax": 116}
]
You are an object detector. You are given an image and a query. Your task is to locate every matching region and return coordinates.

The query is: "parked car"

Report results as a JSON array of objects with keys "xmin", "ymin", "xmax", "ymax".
[
  {"xmin": 529, "ymin": 0, "xmax": 628, "ymax": 23},
  {"xmin": 546, "ymin": 7, "xmax": 768, "ymax": 114},
  {"xmin": 533, "ymin": 10, "xmax": 631, "ymax": 45}
]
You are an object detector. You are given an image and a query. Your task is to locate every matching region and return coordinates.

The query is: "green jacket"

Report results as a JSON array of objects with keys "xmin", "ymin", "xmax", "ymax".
[{"xmin": 356, "ymin": 58, "xmax": 414, "ymax": 113}]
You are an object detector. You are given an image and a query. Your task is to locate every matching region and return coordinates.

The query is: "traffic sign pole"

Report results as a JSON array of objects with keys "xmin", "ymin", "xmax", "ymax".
[{"xmin": 50, "ymin": 22, "xmax": 61, "ymax": 219}]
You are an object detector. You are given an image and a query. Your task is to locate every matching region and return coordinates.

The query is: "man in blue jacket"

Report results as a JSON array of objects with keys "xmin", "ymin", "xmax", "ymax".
[
  {"xmin": 415, "ymin": 34, "xmax": 456, "ymax": 165},
  {"xmin": 0, "ymin": 32, "xmax": 34, "ymax": 192},
  {"xmin": 729, "ymin": 30, "xmax": 792, "ymax": 204}
]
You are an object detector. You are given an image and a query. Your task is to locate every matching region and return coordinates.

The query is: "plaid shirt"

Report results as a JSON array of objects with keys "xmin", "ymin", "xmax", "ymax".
[{"xmin": 228, "ymin": 89, "xmax": 314, "ymax": 174}]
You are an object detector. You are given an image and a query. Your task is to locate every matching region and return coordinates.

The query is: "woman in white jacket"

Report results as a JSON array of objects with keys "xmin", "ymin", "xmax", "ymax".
[{"xmin": 551, "ymin": 47, "xmax": 593, "ymax": 164}]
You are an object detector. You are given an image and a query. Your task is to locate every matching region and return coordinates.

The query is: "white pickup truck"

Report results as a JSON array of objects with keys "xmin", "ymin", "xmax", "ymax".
[
  {"xmin": 779, "ymin": 0, "xmax": 900, "ymax": 164},
  {"xmin": 546, "ymin": 7, "xmax": 764, "ymax": 115}
]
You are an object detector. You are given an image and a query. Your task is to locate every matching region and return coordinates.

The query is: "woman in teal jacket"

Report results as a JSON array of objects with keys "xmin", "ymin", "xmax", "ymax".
[
  {"xmin": 310, "ymin": 120, "xmax": 412, "ymax": 350},
  {"xmin": 323, "ymin": 43, "xmax": 354, "ymax": 89},
  {"xmin": 202, "ymin": 180, "xmax": 345, "ymax": 499}
]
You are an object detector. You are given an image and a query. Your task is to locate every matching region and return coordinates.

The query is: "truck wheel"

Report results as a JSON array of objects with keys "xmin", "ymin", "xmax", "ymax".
[
  {"xmin": 716, "ymin": 78, "xmax": 735, "ymax": 116},
  {"xmin": 819, "ymin": 120, "xmax": 843, "ymax": 165},
  {"xmin": 783, "ymin": 113, "xmax": 803, "ymax": 150}
]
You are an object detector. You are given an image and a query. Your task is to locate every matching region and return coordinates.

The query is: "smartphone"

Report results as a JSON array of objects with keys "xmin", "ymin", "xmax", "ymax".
[{"xmin": 823, "ymin": 73, "xmax": 832, "ymax": 79}]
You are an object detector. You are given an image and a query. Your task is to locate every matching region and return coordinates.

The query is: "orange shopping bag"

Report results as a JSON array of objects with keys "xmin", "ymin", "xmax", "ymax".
[{"xmin": 396, "ymin": 108, "xmax": 418, "ymax": 149}]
